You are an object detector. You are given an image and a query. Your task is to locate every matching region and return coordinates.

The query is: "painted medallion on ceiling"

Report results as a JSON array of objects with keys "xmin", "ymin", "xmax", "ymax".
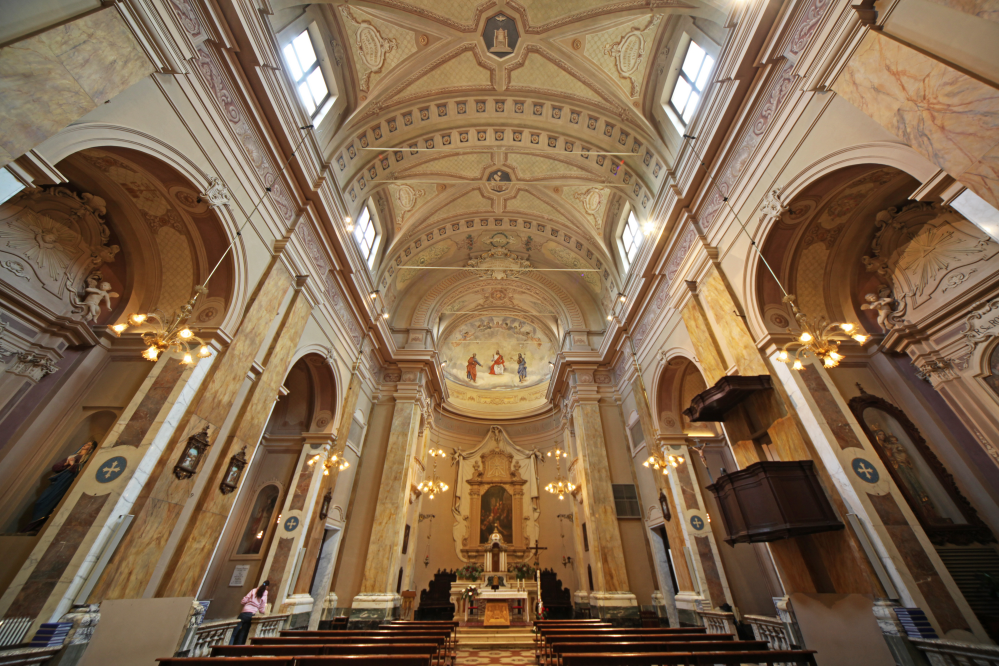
[{"xmin": 483, "ymin": 14, "xmax": 519, "ymax": 58}]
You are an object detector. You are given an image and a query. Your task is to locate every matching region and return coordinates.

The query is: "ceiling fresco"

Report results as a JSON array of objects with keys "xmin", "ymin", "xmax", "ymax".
[{"xmin": 318, "ymin": 0, "xmax": 728, "ymax": 415}]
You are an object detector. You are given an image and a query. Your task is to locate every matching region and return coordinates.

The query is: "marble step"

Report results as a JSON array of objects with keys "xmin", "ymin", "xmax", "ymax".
[{"xmin": 456, "ymin": 629, "xmax": 536, "ymax": 649}]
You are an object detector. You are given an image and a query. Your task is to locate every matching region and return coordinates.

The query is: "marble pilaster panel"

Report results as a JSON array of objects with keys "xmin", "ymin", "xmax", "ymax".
[
  {"xmin": 926, "ymin": 0, "xmax": 999, "ymax": 22},
  {"xmin": 97, "ymin": 262, "xmax": 294, "ymax": 601},
  {"xmin": 699, "ymin": 271, "xmax": 769, "ymax": 377},
  {"xmin": 670, "ymin": 456, "xmax": 730, "ymax": 608},
  {"xmin": 833, "ymin": 30, "xmax": 999, "ymax": 208},
  {"xmin": 159, "ymin": 287, "xmax": 313, "ymax": 598},
  {"xmin": 357, "ymin": 395, "xmax": 422, "ymax": 596},
  {"xmin": 772, "ymin": 356, "xmax": 985, "ymax": 638},
  {"xmin": 572, "ymin": 401, "xmax": 631, "ymax": 593},
  {"xmin": 680, "ymin": 302, "xmax": 727, "ymax": 385},
  {"xmin": 0, "ymin": 353, "xmax": 207, "ymax": 628},
  {"xmin": 299, "ymin": 372, "xmax": 364, "ymax": 605},
  {"xmin": 0, "ymin": 8, "xmax": 153, "ymax": 166}
]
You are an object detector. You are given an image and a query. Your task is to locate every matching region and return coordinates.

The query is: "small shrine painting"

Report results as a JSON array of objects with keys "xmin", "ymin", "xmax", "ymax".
[
  {"xmin": 480, "ymin": 485, "xmax": 513, "ymax": 544},
  {"xmin": 483, "ymin": 14, "xmax": 519, "ymax": 58}
]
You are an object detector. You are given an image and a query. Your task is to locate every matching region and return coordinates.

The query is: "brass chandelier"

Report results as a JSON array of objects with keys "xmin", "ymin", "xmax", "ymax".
[
  {"xmin": 643, "ymin": 445, "xmax": 684, "ymax": 475},
  {"xmin": 545, "ymin": 447, "xmax": 575, "ymax": 500},
  {"xmin": 111, "ymin": 286, "xmax": 212, "ymax": 364},
  {"xmin": 308, "ymin": 440, "xmax": 350, "ymax": 476},
  {"xmin": 417, "ymin": 447, "xmax": 449, "ymax": 499},
  {"xmin": 776, "ymin": 295, "xmax": 869, "ymax": 370}
]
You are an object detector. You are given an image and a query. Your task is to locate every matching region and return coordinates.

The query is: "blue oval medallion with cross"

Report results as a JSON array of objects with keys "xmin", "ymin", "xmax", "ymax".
[
  {"xmin": 851, "ymin": 458, "xmax": 880, "ymax": 484},
  {"xmin": 284, "ymin": 516, "xmax": 300, "ymax": 532},
  {"xmin": 689, "ymin": 515, "xmax": 705, "ymax": 531},
  {"xmin": 96, "ymin": 456, "xmax": 127, "ymax": 484}
]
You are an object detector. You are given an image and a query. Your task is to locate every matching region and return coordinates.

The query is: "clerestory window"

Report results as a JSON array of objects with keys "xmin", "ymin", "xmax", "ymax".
[
  {"xmin": 353, "ymin": 205, "xmax": 377, "ymax": 266},
  {"xmin": 621, "ymin": 210, "xmax": 643, "ymax": 267},
  {"xmin": 668, "ymin": 41, "xmax": 715, "ymax": 128},
  {"xmin": 283, "ymin": 27, "xmax": 333, "ymax": 123}
]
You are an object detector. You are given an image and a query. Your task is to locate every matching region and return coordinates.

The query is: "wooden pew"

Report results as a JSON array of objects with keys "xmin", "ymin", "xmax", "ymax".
[
  {"xmin": 280, "ymin": 629, "xmax": 452, "ymax": 663},
  {"xmin": 559, "ymin": 650, "xmax": 818, "ymax": 666},
  {"xmin": 540, "ymin": 631, "xmax": 725, "ymax": 665},
  {"xmin": 212, "ymin": 642, "xmax": 438, "ymax": 661},
  {"xmin": 551, "ymin": 641, "xmax": 769, "ymax": 666},
  {"xmin": 295, "ymin": 657, "xmax": 431, "ymax": 666},
  {"xmin": 382, "ymin": 621, "xmax": 459, "ymax": 650},
  {"xmin": 536, "ymin": 627, "xmax": 709, "ymax": 663},
  {"xmin": 254, "ymin": 634, "xmax": 449, "ymax": 666}
]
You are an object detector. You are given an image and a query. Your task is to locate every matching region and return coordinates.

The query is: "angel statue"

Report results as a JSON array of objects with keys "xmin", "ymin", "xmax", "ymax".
[
  {"xmin": 74, "ymin": 273, "xmax": 119, "ymax": 322},
  {"xmin": 861, "ymin": 290, "xmax": 901, "ymax": 331}
]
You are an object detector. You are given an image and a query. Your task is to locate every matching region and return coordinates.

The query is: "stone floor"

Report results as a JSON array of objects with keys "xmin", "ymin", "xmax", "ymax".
[{"xmin": 456, "ymin": 648, "xmax": 536, "ymax": 665}]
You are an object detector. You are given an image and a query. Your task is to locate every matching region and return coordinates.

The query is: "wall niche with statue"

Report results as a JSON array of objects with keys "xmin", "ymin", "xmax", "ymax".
[{"xmin": 848, "ymin": 386, "xmax": 994, "ymax": 546}]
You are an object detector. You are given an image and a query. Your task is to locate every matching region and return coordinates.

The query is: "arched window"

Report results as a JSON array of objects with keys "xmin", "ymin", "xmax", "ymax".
[
  {"xmin": 353, "ymin": 204, "xmax": 378, "ymax": 267},
  {"xmin": 237, "ymin": 485, "xmax": 280, "ymax": 555},
  {"xmin": 620, "ymin": 211, "xmax": 643, "ymax": 267}
]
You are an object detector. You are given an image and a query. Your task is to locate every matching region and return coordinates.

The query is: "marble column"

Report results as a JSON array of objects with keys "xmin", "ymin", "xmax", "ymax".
[
  {"xmin": 350, "ymin": 378, "xmax": 424, "ymax": 628},
  {"xmin": 773, "ymin": 357, "xmax": 986, "ymax": 640},
  {"xmin": 263, "ymin": 434, "xmax": 329, "ymax": 625},
  {"xmin": 157, "ymin": 278, "xmax": 313, "ymax": 598},
  {"xmin": 569, "ymin": 385, "xmax": 637, "ymax": 625},
  {"xmin": 94, "ymin": 260, "xmax": 295, "ymax": 601},
  {"xmin": 0, "ymin": 349, "xmax": 212, "ymax": 630},
  {"xmin": 301, "ymin": 368, "xmax": 365, "ymax": 629}
]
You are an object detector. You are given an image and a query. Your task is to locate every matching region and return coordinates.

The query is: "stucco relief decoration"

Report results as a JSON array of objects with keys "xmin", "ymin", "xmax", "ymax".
[
  {"xmin": 340, "ymin": 7, "xmax": 397, "ymax": 93},
  {"xmin": 0, "ymin": 187, "xmax": 120, "ymax": 317},
  {"xmin": 393, "ymin": 184, "xmax": 425, "ymax": 224},
  {"xmin": 964, "ymin": 298, "xmax": 999, "ymax": 350},
  {"xmin": 466, "ymin": 233, "xmax": 532, "ymax": 280},
  {"xmin": 759, "ymin": 188, "xmax": 789, "ymax": 225},
  {"xmin": 199, "ymin": 177, "xmax": 231, "ymax": 209},
  {"xmin": 603, "ymin": 16, "xmax": 661, "ymax": 97},
  {"xmin": 572, "ymin": 187, "xmax": 609, "ymax": 228},
  {"xmin": 863, "ymin": 203, "xmax": 997, "ymax": 316}
]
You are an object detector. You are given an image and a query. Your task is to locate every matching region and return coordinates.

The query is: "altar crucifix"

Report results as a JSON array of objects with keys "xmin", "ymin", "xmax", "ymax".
[{"xmin": 527, "ymin": 539, "xmax": 547, "ymax": 566}]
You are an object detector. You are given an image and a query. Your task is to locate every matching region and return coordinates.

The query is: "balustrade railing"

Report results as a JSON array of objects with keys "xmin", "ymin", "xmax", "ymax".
[
  {"xmin": 188, "ymin": 619, "xmax": 238, "ymax": 657},
  {"xmin": 697, "ymin": 610, "xmax": 737, "ymax": 636},
  {"xmin": 744, "ymin": 614, "xmax": 791, "ymax": 651},
  {"xmin": 251, "ymin": 614, "xmax": 289, "ymax": 638},
  {"xmin": 910, "ymin": 638, "xmax": 999, "ymax": 665}
]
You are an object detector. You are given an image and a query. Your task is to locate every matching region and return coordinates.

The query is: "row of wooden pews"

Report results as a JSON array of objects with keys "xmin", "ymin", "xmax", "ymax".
[
  {"xmin": 533, "ymin": 619, "xmax": 818, "ymax": 666},
  {"xmin": 156, "ymin": 620, "xmax": 458, "ymax": 666}
]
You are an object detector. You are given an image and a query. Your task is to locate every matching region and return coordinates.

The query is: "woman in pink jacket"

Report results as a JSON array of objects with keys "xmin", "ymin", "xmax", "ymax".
[{"xmin": 230, "ymin": 580, "xmax": 269, "ymax": 645}]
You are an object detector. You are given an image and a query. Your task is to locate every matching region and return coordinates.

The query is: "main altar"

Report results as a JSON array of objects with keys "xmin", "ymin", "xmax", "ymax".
[{"xmin": 448, "ymin": 427, "xmax": 543, "ymax": 624}]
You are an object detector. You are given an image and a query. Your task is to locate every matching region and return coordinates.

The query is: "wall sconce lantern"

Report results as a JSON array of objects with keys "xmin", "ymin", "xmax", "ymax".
[
  {"xmin": 174, "ymin": 425, "xmax": 210, "ymax": 480},
  {"xmin": 319, "ymin": 489, "xmax": 332, "ymax": 520},
  {"xmin": 219, "ymin": 446, "xmax": 248, "ymax": 495}
]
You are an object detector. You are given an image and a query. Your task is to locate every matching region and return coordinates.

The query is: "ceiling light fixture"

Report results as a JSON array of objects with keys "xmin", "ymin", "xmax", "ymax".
[
  {"xmin": 417, "ymin": 448, "xmax": 449, "ymax": 500},
  {"xmin": 680, "ymin": 135, "xmax": 871, "ymax": 371},
  {"xmin": 643, "ymin": 446, "xmax": 684, "ymax": 475},
  {"xmin": 544, "ymin": 447, "xmax": 575, "ymax": 500},
  {"xmin": 112, "ymin": 125, "xmax": 315, "ymax": 364},
  {"xmin": 307, "ymin": 438, "xmax": 350, "ymax": 476}
]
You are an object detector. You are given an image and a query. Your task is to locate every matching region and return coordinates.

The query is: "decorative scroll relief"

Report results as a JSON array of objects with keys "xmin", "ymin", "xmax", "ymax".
[
  {"xmin": 0, "ymin": 187, "xmax": 119, "ymax": 318},
  {"xmin": 392, "ymin": 183, "xmax": 426, "ymax": 225},
  {"xmin": 603, "ymin": 16, "xmax": 661, "ymax": 97},
  {"xmin": 340, "ymin": 6, "xmax": 398, "ymax": 93},
  {"xmin": 571, "ymin": 187, "xmax": 609, "ymax": 229},
  {"xmin": 863, "ymin": 202, "xmax": 997, "ymax": 316}
]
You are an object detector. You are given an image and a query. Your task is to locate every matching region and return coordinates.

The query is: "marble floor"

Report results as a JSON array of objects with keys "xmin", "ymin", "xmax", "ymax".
[{"xmin": 456, "ymin": 648, "xmax": 536, "ymax": 665}]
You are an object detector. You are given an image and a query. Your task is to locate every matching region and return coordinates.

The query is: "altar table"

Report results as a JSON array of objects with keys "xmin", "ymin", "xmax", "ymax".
[{"xmin": 477, "ymin": 589, "xmax": 528, "ymax": 627}]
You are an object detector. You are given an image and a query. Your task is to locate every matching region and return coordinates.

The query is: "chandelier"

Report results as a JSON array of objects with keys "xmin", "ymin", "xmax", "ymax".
[
  {"xmin": 545, "ymin": 447, "xmax": 576, "ymax": 500},
  {"xmin": 643, "ymin": 445, "xmax": 684, "ymax": 475},
  {"xmin": 111, "ymin": 286, "xmax": 213, "ymax": 364},
  {"xmin": 417, "ymin": 447, "xmax": 449, "ymax": 499},
  {"xmin": 307, "ymin": 440, "xmax": 350, "ymax": 476},
  {"xmin": 777, "ymin": 295, "xmax": 869, "ymax": 370}
]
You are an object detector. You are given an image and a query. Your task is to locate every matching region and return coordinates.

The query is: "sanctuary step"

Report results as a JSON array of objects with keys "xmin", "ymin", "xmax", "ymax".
[{"xmin": 457, "ymin": 626, "xmax": 536, "ymax": 650}]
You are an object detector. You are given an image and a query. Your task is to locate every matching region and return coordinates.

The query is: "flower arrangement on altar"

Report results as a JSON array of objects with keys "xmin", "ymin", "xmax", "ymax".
[
  {"xmin": 508, "ymin": 562, "xmax": 536, "ymax": 581},
  {"xmin": 456, "ymin": 563, "xmax": 484, "ymax": 581},
  {"xmin": 461, "ymin": 586, "xmax": 477, "ymax": 602}
]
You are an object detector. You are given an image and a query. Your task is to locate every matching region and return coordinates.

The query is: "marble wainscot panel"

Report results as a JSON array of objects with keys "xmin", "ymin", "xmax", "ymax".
[
  {"xmin": 0, "ymin": 354, "xmax": 208, "ymax": 629},
  {"xmin": 700, "ymin": 271, "xmax": 770, "ymax": 376},
  {"xmin": 0, "ymin": 8, "xmax": 153, "ymax": 166},
  {"xmin": 589, "ymin": 592, "xmax": 641, "ymax": 627},
  {"xmin": 349, "ymin": 593, "xmax": 400, "ymax": 630},
  {"xmin": 98, "ymin": 263, "xmax": 294, "ymax": 601},
  {"xmin": 833, "ymin": 30, "xmax": 999, "ymax": 208},
  {"xmin": 161, "ymin": 287, "xmax": 313, "ymax": 598}
]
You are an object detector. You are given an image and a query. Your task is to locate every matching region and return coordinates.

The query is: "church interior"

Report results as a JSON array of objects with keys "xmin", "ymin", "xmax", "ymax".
[{"xmin": 1, "ymin": 0, "xmax": 998, "ymax": 664}]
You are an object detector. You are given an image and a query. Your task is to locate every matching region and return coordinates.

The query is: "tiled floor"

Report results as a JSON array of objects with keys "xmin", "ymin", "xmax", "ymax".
[{"xmin": 456, "ymin": 648, "xmax": 536, "ymax": 664}]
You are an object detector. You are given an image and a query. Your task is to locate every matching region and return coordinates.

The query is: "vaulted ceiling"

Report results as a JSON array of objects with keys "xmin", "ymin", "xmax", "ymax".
[{"xmin": 315, "ymin": 0, "xmax": 728, "ymax": 415}]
